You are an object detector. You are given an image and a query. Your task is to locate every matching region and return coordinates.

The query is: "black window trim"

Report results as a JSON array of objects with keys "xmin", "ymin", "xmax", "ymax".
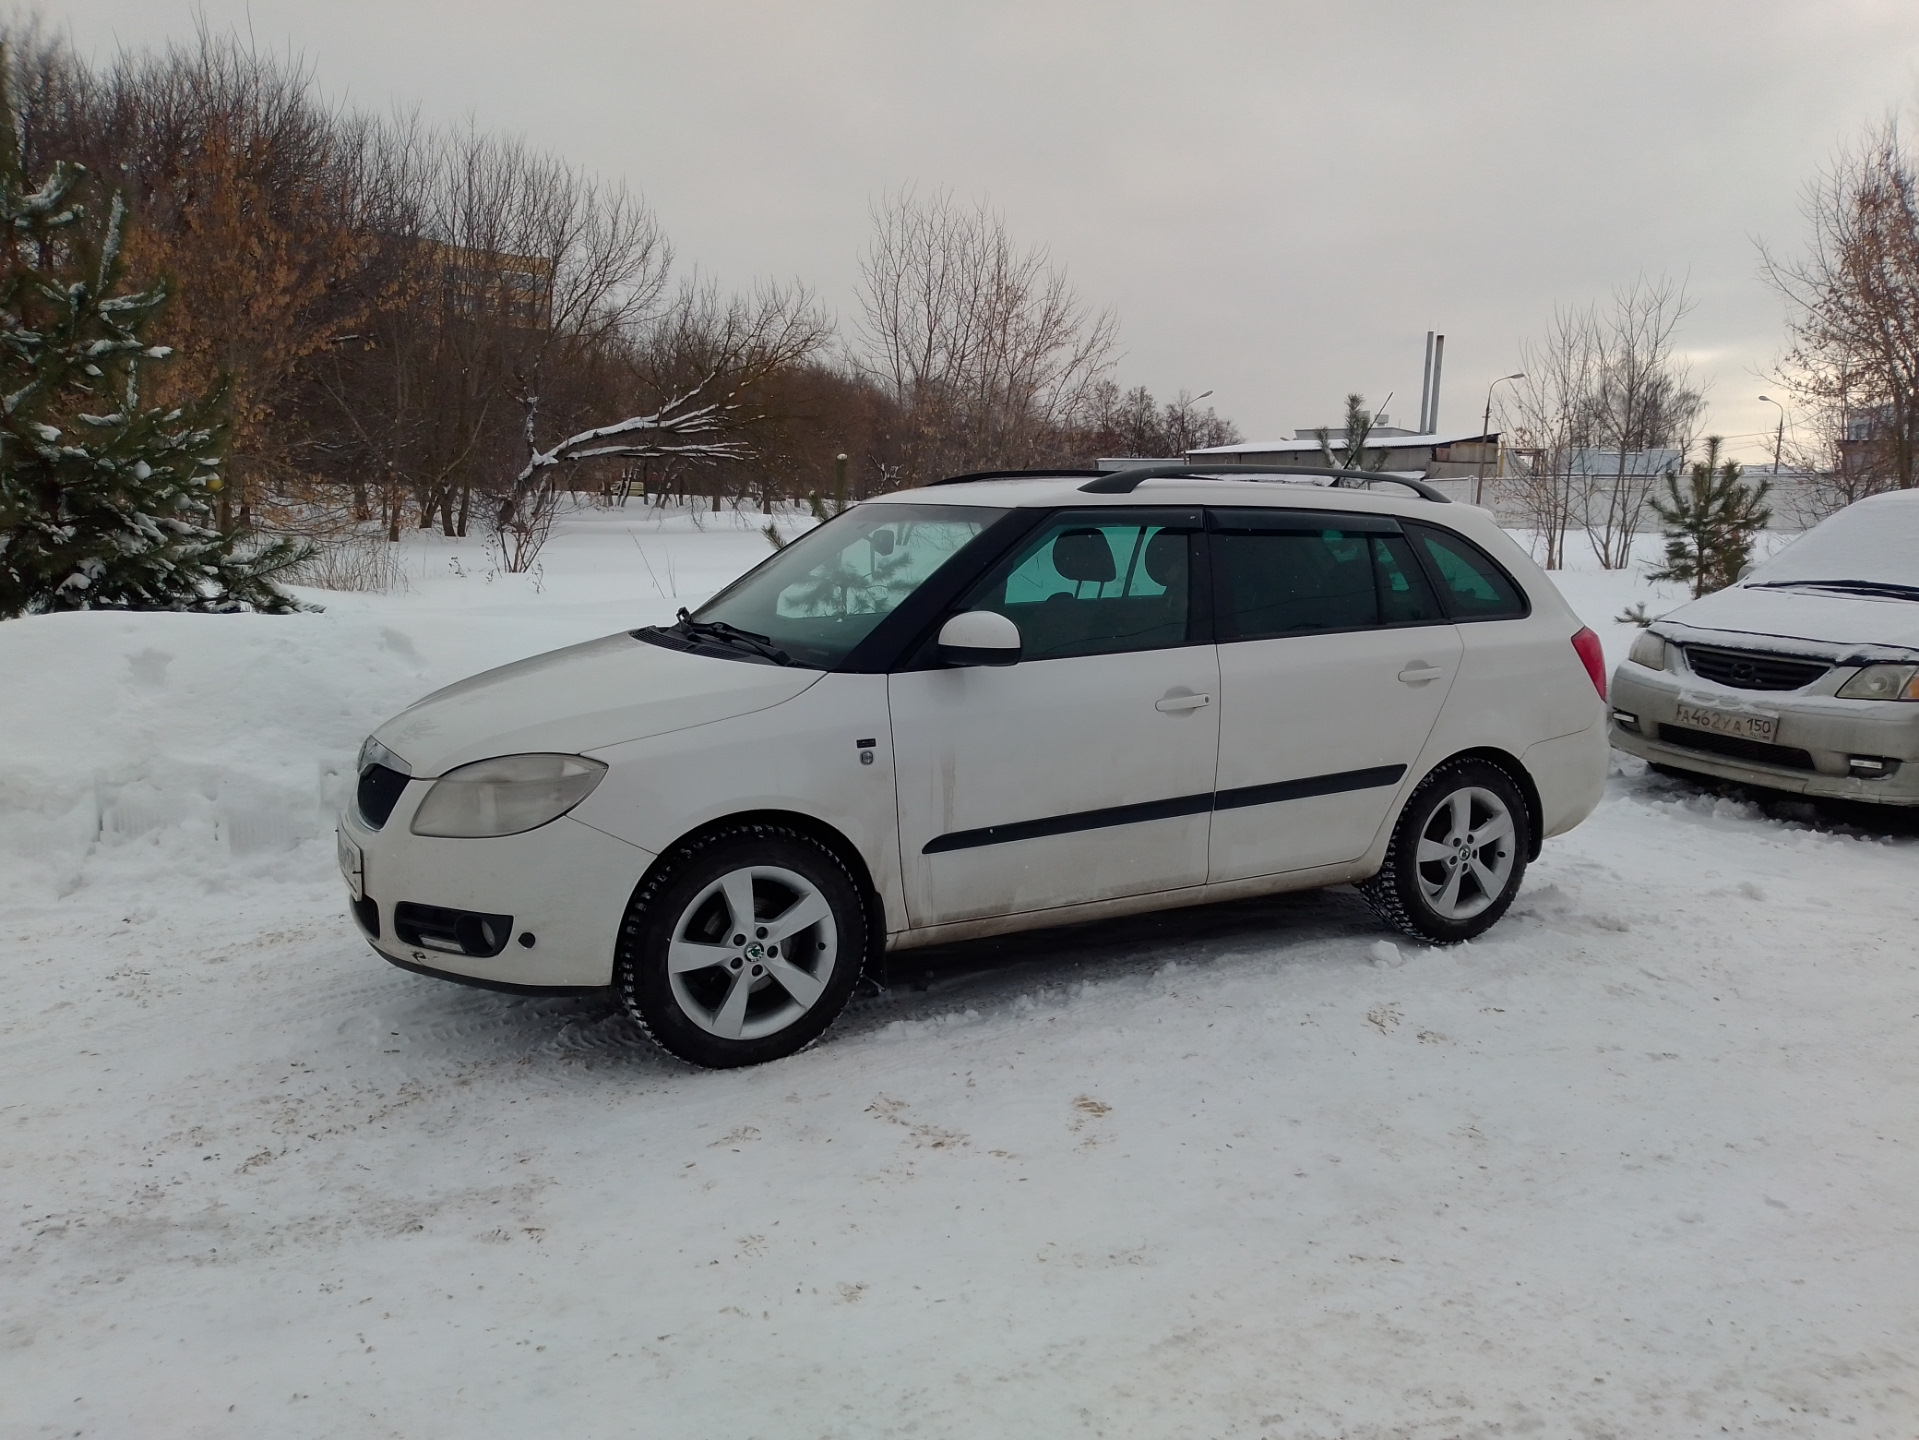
[
  {"xmin": 1400, "ymin": 520, "xmax": 1533, "ymax": 623},
  {"xmin": 1203, "ymin": 506, "xmax": 1452, "ymax": 643},
  {"xmin": 836, "ymin": 507, "xmax": 1038, "ymax": 674}
]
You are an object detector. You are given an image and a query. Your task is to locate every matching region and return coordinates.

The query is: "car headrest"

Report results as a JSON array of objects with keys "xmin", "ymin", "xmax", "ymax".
[
  {"xmin": 1143, "ymin": 529, "xmax": 1187, "ymax": 588},
  {"xmin": 1053, "ymin": 529, "xmax": 1116, "ymax": 584}
]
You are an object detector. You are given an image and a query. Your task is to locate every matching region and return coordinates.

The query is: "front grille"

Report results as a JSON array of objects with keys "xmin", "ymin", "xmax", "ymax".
[
  {"xmin": 357, "ymin": 764, "xmax": 410, "ymax": 829},
  {"xmin": 393, "ymin": 903, "xmax": 514, "ymax": 958},
  {"xmin": 1682, "ymin": 645, "xmax": 1829, "ymax": 692},
  {"xmin": 1657, "ymin": 724, "xmax": 1816, "ymax": 772}
]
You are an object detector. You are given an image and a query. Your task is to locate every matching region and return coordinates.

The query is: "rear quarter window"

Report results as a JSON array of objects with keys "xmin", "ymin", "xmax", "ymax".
[{"xmin": 1404, "ymin": 523, "xmax": 1530, "ymax": 621}]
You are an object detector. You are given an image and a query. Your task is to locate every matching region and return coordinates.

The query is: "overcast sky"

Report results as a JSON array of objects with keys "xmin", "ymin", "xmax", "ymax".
[{"xmin": 46, "ymin": 0, "xmax": 1919, "ymax": 463}]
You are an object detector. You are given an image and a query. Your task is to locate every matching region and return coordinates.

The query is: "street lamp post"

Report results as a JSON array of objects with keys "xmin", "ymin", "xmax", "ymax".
[
  {"xmin": 1757, "ymin": 395, "xmax": 1786, "ymax": 473},
  {"xmin": 1477, "ymin": 373, "xmax": 1525, "ymax": 507}
]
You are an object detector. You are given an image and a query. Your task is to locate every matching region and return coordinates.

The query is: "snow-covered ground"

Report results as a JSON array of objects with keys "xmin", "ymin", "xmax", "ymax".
[{"xmin": 4, "ymin": 502, "xmax": 1915, "ymax": 1439}]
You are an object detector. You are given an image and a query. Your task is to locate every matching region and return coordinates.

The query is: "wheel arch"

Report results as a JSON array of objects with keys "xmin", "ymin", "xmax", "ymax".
[
  {"xmin": 638, "ymin": 808, "xmax": 890, "ymax": 964},
  {"xmin": 1409, "ymin": 747, "xmax": 1544, "ymax": 861}
]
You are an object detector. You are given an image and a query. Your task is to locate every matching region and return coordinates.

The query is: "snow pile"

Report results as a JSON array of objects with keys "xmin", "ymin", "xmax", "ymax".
[
  {"xmin": 4, "ymin": 508, "xmax": 1917, "ymax": 1438},
  {"xmin": 0, "ymin": 505, "xmax": 802, "ymax": 905}
]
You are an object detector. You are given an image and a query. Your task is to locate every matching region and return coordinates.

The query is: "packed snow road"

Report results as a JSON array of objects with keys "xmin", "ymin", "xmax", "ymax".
[{"xmin": 3, "ymin": 508, "xmax": 1916, "ymax": 1438}]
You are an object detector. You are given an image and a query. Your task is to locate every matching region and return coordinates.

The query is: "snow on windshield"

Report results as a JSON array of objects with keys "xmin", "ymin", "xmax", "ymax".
[{"xmin": 1746, "ymin": 491, "xmax": 1919, "ymax": 587}]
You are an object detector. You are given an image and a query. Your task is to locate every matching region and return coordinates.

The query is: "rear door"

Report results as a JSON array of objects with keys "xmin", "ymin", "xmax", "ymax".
[
  {"xmin": 889, "ymin": 508, "xmax": 1219, "ymax": 928},
  {"xmin": 1206, "ymin": 508, "xmax": 1461, "ymax": 882}
]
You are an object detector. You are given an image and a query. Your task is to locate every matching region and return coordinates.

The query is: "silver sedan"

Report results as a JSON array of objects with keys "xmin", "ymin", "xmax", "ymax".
[{"xmin": 1610, "ymin": 490, "xmax": 1919, "ymax": 806}]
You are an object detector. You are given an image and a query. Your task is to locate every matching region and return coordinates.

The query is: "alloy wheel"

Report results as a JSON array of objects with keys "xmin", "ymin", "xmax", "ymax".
[
  {"xmin": 665, "ymin": 864, "xmax": 841, "ymax": 1040},
  {"xmin": 1413, "ymin": 785, "xmax": 1517, "ymax": 921}
]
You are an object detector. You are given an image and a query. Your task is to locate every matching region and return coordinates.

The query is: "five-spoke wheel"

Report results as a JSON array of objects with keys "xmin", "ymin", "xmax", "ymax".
[
  {"xmin": 1412, "ymin": 785, "xmax": 1517, "ymax": 922},
  {"xmin": 618, "ymin": 825, "xmax": 866, "ymax": 1068},
  {"xmin": 666, "ymin": 864, "xmax": 839, "ymax": 1041},
  {"xmin": 1360, "ymin": 759, "xmax": 1530, "ymax": 944}
]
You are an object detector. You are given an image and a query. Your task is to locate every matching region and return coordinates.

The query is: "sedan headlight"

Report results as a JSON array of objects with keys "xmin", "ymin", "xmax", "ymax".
[
  {"xmin": 410, "ymin": 753, "xmax": 608, "ymax": 837},
  {"xmin": 1627, "ymin": 631, "xmax": 1668, "ymax": 671},
  {"xmin": 1836, "ymin": 663, "xmax": 1919, "ymax": 701}
]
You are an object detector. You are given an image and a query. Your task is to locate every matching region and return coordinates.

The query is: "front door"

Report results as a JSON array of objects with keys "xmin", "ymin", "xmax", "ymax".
[
  {"xmin": 1206, "ymin": 509, "xmax": 1462, "ymax": 882},
  {"xmin": 890, "ymin": 509, "xmax": 1219, "ymax": 928}
]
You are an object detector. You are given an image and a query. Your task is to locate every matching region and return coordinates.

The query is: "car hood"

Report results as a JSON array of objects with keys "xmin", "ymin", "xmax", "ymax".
[
  {"xmin": 373, "ymin": 632, "xmax": 820, "ymax": 776},
  {"xmin": 1656, "ymin": 585, "xmax": 1919, "ymax": 660}
]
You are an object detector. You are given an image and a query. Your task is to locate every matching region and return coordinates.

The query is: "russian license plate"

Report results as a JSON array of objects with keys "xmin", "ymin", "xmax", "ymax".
[
  {"xmin": 1674, "ymin": 702, "xmax": 1777, "ymax": 744},
  {"xmin": 337, "ymin": 830, "xmax": 364, "ymax": 900}
]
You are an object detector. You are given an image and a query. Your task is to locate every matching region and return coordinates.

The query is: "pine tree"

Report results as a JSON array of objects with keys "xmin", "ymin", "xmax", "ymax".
[
  {"xmin": 1648, "ymin": 436, "xmax": 1772, "ymax": 598},
  {"xmin": 0, "ymin": 58, "xmax": 304, "ymax": 618}
]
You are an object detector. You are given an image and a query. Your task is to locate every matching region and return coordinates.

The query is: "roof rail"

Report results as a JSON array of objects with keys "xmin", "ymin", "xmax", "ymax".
[
  {"xmin": 925, "ymin": 467, "xmax": 1105, "ymax": 487},
  {"xmin": 1077, "ymin": 463, "xmax": 1452, "ymax": 503}
]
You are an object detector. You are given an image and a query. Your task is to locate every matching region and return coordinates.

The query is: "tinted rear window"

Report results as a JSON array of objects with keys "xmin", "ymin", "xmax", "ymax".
[
  {"xmin": 1404, "ymin": 524, "xmax": 1529, "ymax": 621},
  {"xmin": 1210, "ymin": 511, "xmax": 1445, "ymax": 640}
]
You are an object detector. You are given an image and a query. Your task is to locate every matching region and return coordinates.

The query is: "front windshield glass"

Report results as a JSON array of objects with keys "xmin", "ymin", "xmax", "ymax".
[
  {"xmin": 689, "ymin": 503, "xmax": 1004, "ymax": 667},
  {"xmin": 1747, "ymin": 493, "xmax": 1919, "ymax": 589}
]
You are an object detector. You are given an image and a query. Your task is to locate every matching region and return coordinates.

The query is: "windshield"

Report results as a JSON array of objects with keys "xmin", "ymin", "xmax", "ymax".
[
  {"xmin": 687, "ymin": 503, "xmax": 1004, "ymax": 667},
  {"xmin": 1746, "ymin": 492, "xmax": 1919, "ymax": 590}
]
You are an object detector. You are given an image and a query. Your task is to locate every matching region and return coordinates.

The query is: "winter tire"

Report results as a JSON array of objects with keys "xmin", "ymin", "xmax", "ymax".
[
  {"xmin": 1358, "ymin": 758, "xmax": 1530, "ymax": 945},
  {"xmin": 616, "ymin": 824, "xmax": 867, "ymax": 1068}
]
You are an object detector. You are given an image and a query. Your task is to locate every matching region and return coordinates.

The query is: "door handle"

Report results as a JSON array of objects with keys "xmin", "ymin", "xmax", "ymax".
[
  {"xmin": 1397, "ymin": 665, "xmax": 1446, "ymax": 684},
  {"xmin": 1155, "ymin": 692, "xmax": 1212, "ymax": 712}
]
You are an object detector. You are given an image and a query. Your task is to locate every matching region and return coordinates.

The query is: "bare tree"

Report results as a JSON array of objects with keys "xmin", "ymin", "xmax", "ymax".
[
  {"xmin": 1502, "ymin": 278, "xmax": 1702, "ymax": 569},
  {"xmin": 1503, "ymin": 306, "xmax": 1602, "ymax": 569},
  {"xmin": 494, "ymin": 280, "xmax": 831, "ymax": 567},
  {"xmin": 1074, "ymin": 381, "xmax": 1240, "ymax": 459},
  {"xmin": 854, "ymin": 189, "xmax": 1116, "ymax": 482},
  {"xmin": 1763, "ymin": 115, "xmax": 1919, "ymax": 513}
]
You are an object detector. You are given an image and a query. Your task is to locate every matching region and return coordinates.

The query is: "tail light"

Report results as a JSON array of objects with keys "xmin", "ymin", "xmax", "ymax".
[{"xmin": 1571, "ymin": 627, "xmax": 1606, "ymax": 700}]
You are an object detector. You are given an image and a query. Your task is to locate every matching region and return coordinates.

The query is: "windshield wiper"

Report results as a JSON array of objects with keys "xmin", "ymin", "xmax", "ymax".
[
  {"xmin": 669, "ymin": 608, "xmax": 796, "ymax": 665},
  {"xmin": 1747, "ymin": 578, "xmax": 1919, "ymax": 602}
]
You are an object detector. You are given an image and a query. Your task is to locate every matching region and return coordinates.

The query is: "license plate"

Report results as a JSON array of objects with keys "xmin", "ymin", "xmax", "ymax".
[
  {"xmin": 337, "ymin": 830, "xmax": 364, "ymax": 900},
  {"xmin": 1674, "ymin": 702, "xmax": 1777, "ymax": 744}
]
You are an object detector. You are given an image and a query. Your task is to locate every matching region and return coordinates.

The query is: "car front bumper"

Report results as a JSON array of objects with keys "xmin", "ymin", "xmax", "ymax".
[
  {"xmin": 1609, "ymin": 662, "xmax": 1919, "ymax": 806},
  {"xmin": 338, "ymin": 797, "xmax": 657, "ymax": 989}
]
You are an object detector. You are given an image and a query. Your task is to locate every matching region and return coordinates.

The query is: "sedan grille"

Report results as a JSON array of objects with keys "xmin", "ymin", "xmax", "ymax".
[{"xmin": 1682, "ymin": 645, "xmax": 1829, "ymax": 692}]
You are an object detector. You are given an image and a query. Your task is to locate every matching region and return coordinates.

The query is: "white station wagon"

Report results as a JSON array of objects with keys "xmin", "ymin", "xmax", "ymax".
[{"xmin": 338, "ymin": 467, "xmax": 1609, "ymax": 1067}]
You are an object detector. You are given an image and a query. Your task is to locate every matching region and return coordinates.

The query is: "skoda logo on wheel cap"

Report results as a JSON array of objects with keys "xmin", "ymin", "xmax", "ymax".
[{"xmin": 745, "ymin": 941, "xmax": 766, "ymax": 960}]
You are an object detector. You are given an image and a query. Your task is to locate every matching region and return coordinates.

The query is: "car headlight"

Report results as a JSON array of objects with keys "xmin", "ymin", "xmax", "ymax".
[
  {"xmin": 1627, "ymin": 631, "xmax": 1668, "ymax": 671},
  {"xmin": 409, "ymin": 753, "xmax": 608, "ymax": 837},
  {"xmin": 1836, "ymin": 663, "xmax": 1919, "ymax": 701}
]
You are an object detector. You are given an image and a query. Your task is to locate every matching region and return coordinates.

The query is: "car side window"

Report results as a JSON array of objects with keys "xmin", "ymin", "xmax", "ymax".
[
  {"xmin": 1372, "ymin": 532, "xmax": 1446, "ymax": 625},
  {"xmin": 1403, "ymin": 523, "xmax": 1529, "ymax": 621},
  {"xmin": 959, "ymin": 513, "xmax": 1197, "ymax": 661},
  {"xmin": 1210, "ymin": 511, "xmax": 1443, "ymax": 640}
]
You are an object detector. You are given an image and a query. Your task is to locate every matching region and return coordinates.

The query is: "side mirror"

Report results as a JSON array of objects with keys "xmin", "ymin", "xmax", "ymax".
[{"xmin": 936, "ymin": 610, "xmax": 1021, "ymax": 667}]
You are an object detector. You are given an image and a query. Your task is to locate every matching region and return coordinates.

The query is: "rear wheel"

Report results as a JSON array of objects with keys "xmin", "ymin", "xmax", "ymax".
[
  {"xmin": 617, "ymin": 824, "xmax": 867, "ymax": 1068},
  {"xmin": 1359, "ymin": 759, "xmax": 1530, "ymax": 945}
]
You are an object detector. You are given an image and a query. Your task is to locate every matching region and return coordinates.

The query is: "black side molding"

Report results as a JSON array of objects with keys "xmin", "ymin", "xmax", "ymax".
[
  {"xmin": 922, "ymin": 764, "xmax": 1409, "ymax": 855},
  {"xmin": 923, "ymin": 791, "xmax": 1215, "ymax": 854},
  {"xmin": 1214, "ymin": 765, "xmax": 1407, "ymax": 812}
]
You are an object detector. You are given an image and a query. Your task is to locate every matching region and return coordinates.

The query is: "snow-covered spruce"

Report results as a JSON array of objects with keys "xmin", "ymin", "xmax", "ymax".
[{"xmin": 0, "ymin": 71, "xmax": 303, "ymax": 619}]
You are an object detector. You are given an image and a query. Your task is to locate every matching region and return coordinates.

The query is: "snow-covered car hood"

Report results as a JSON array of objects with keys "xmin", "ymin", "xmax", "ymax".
[
  {"xmin": 1654, "ymin": 585, "xmax": 1919, "ymax": 661},
  {"xmin": 372, "ymin": 632, "xmax": 820, "ymax": 776}
]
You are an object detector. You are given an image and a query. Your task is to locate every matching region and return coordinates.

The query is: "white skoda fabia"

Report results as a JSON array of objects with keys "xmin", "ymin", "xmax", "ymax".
[{"xmin": 338, "ymin": 469, "xmax": 1610, "ymax": 1067}]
